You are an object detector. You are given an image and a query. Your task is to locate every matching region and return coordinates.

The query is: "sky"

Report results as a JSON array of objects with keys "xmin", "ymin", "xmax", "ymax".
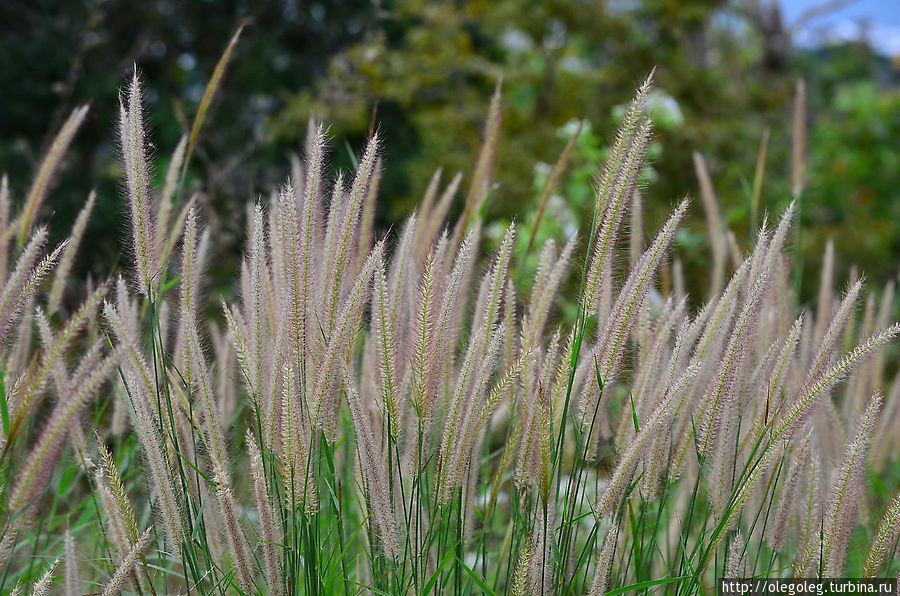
[{"xmin": 779, "ymin": 0, "xmax": 900, "ymax": 55}]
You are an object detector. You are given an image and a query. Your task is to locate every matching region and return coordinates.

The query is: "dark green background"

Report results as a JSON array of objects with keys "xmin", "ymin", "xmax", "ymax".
[{"xmin": 1, "ymin": 0, "xmax": 898, "ymax": 308}]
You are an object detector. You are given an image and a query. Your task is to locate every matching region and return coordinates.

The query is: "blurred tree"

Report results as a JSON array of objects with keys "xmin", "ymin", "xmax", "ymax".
[
  {"xmin": 798, "ymin": 44, "xmax": 900, "ymax": 295},
  {"xmin": 273, "ymin": 0, "xmax": 798, "ymax": 293},
  {"xmin": 0, "ymin": 0, "xmax": 375, "ymax": 297},
  {"xmin": 0, "ymin": 0, "xmax": 897, "ymax": 306}
]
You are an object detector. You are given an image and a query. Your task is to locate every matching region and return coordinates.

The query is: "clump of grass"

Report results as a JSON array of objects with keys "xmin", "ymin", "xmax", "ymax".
[{"xmin": 0, "ymin": 61, "xmax": 897, "ymax": 596}]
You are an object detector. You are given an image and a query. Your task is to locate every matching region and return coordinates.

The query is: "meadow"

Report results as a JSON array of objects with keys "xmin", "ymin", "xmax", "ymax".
[{"xmin": 0, "ymin": 58, "xmax": 898, "ymax": 595}]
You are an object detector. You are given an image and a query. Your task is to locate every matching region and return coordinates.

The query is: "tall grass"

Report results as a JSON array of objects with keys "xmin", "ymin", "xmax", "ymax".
[{"xmin": 0, "ymin": 66, "xmax": 897, "ymax": 596}]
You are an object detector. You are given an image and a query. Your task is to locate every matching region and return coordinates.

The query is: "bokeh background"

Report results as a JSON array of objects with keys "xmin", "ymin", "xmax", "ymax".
[{"xmin": 0, "ymin": 0, "xmax": 898, "ymax": 306}]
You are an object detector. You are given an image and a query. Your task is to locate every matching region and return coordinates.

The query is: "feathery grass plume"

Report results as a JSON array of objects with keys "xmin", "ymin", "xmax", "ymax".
[
  {"xmin": 511, "ymin": 536, "xmax": 534, "ymax": 596},
  {"xmin": 726, "ymin": 533, "xmax": 746, "ymax": 577},
  {"xmin": 0, "ymin": 301, "xmax": 33, "ymax": 375},
  {"xmin": 530, "ymin": 238, "xmax": 556, "ymax": 311},
  {"xmin": 475, "ymin": 224, "xmax": 516, "ymax": 340},
  {"xmin": 0, "ymin": 228, "xmax": 64, "ymax": 346},
  {"xmin": 247, "ymin": 433, "xmax": 284, "ymax": 596},
  {"xmin": 691, "ymin": 254, "xmax": 750, "ymax": 366},
  {"xmin": 872, "ymin": 374, "xmax": 900, "ymax": 471},
  {"xmin": 178, "ymin": 207, "xmax": 202, "ymax": 362},
  {"xmin": 724, "ymin": 532, "xmax": 745, "ymax": 577},
  {"xmin": 537, "ymin": 385, "xmax": 553, "ymax": 506},
  {"xmin": 93, "ymin": 472, "xmax": 134, "ymax": 560},
  {"xmin": 30, "ymin": 557, "xmax": 59, "ymax": 596},
  {"xmin": 769, "ymin": 315, "xmax": 804, "ymax": 405},
  {"xmin": 25, "ymin": 280, "xmax": 106, "ymax": 386},
  {"xmin": 104, "ymin": 304, "xmax": 184, "ymax": 553},
  {"xmin": 582, "ymin": 200, "xmax": 688, "ymax": 433},
  {"xmin": 433, "ymin": 228, "xmax": 477, "ymax": 395},
  {"xmin": 863, "ymin": 489, "xmax": 900, "ymax": 577},
  {"xmin": 846, "ymin": 293, "xmax": 878, "ymax": 401},
  {"xmin": 479, "ymin": 343, "xmax": 534, "ymax": 433},
  {"xmin": 3, "ymin": 72, "xmax": 899, "ymax": 594},
  {"xmin": 705, "ymin": 445, "xmax": 780, "ymax": 567},
  {"xmin": 312, "ymin": 240, "xmax": 383, "ymax": 440},
  {"xmin": 437, "ymin": 321, "xmax": 504, "ymax": 504},
  {"xmin": 792, "ymin": 449, "xmax": 823, "ymax": 574},
  {"xmin": 179, "ymin": 210, "xmax": 232, "ymax": 465},
  {"xmin": 582, "ymin": 72, "xmax": 654, "ymax": 313},
  {"xmin": 0, "ymin": 533, "xmax": 17, "ymax": 585},
  {"xmin": 295, "ymin": 123, "xmax": 326, "ymax": 352},
  {"xmin": 693, "ymin": 152, "xmax": 728, "ymax": 297},
  {"xmin": 388, "ymin": 214, "xmax": 418, "ymax": 331},
  {"xmin": 586, "ymin": 116, "xmax": 653, "ymax": 316},
  {"xmin": 185, "ymin": 325, "xmax": 229, "ymax": 467},
  {"xmin": 18, "ymin": 105, "xmax": 89, "ymax": 244},
  {"xmin": 64, "ymin": 529, "xmax": 77, "ymax": 596},
  {"xmin": 771, "ymin": 323, "xmax": 899, "ymax": 443},
  {"xmin": 183, "ymin": 23, "xmax": 244, "ymax": 172},
  {"xmin": 155, "ymin": 134, "xmax": 187, "ymax": 260},
  {"xmin": 48, "ymin": 190, "xmax": 95, "ymax": 314},
  {"xmin": 357, "ymin": 157, "xmax": 381, "ymax": 266},
  {"xmin": 594, "ymin": 363, "xmax": 700, "ymax": 519},
  {"xmin": 525, "ymin": 119, "xmax": 582, "ymax": 257},
  {"xmin": 0, "ymin": 174, "xmax": 9, "ymax": 276},
  {"xmin": 210, "ymin": 321, "xmax": 237, "ymax": 424},
  {"xmin": 100, "ymin": 526, "xmax": 153, "ymax": 596},
  {"xmin": 523, "ymin": 234, "xmax": 576, "ymax": 348},
  {"xmin": 223, "ymin": 299, "xmax": 251, "ymax": 382},
  {"xmin": 280, "ymin": 353, "xmax": 316, "ymax": 512},
  {"xmin": 527, "ymin": 503, "xmax": 556, "ymax": 595},
  {"xmin": 373, "ymin": 256, "xmax": 401, "ymax": 437},
  {"xmin": 96, "ymin": 433, "xmax": 140, "ymax": 545},
  {"xmin": 453, "ymin": 78, "xmax": 502, "ymax": 247},
  {"xmin": 35, "ymin": 308, "xmax": 67, "ymax": 394},
  {"xmin": 162, "ymin": 192, "xmax": 196, "ymax": 264},
  {"xmin": 605, "ymin": 198, "xmax": 687, "ymax": 356},
  {"xmin": 813, "ymin": 239, "xmax": 835, "ymax": 343},
  {"xmin": 415, "ymin": 168, "xmax": 442, "ymax": 237},
  {"xmin": 6, "ymin": 289, "xmax": 105, "ymax": 448},
  {"xmin": 102, "ymin": 300, "xmax": 158, "ymax": 406},
  {"xmin": 820, "ymin": 393, "xmax": 881, "ymax": 576},
  {"xmin": 92, "ymin": 437, "xmax": 146, "ymax": 592},
  {"xmin": 588, "ymin": 525, "xmax": 618, "ymax": 596},
  {"xmin": 515, "ymin": 349, "xmax": 545, "ymax": 491},
  {"xmin": 419, "ymin": 171, "xmax": 462, "ymax": 257},
  {"xmin": 411, "ymin": 249, "xmax": 436, "ymax": 420},
  {"xmin": 593, "ymin": 70, "xmax": 653, "ymax": 218},
  {"xmin": 342, "ymin": 364, "xmax": 401, "ymax": 559},
  {"xmin": 616, "ymin": 298, "xmax": 684, "ymax": 446},
  {"xmin": 804, "ymin": 279, "xmax": 862, "ymax": 389},
  {"xmin": 119, "ymin": 70, "xmax": 157, "ymax": 295},
  {"xmin": 8, "ymin": 347, "xmax": 121, "ymax": 515},
  {"xmin": 769, "ymin": 431, "xmax": 812, "ymax": 552},
  {"xmin": 322, "ymin": 134, "xmax": 380, "ymax": 333},
  {"xmin": 271, "ymin": 184, "xmax": 302, "ymax": 370},
  {"xmin": 212, "ymin": 462, "xmax": 256, "ymax": 594},
  {"xmin": 696, "ymin": 260, "xmax": 772, "ymax": 457},
  {"xmin": 630, "ymin": 188, "xmax": 643, "ymax": 268}
]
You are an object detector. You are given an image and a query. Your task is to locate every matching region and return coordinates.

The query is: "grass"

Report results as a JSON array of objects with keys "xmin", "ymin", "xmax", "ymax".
[{"xmin": 0, "ymin": 59, "xmax": 896, "ymax": 596}]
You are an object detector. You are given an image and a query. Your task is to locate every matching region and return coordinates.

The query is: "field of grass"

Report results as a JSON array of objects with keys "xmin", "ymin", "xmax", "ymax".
[{"xmin": 0, "ymin": 62, "xmax": 897, "ymax": 595}]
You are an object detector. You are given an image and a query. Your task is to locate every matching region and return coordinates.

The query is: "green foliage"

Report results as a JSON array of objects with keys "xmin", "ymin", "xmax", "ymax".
[{"xmin": 1, "ymin": 1, "xmax": 896, "ymax": 306}]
